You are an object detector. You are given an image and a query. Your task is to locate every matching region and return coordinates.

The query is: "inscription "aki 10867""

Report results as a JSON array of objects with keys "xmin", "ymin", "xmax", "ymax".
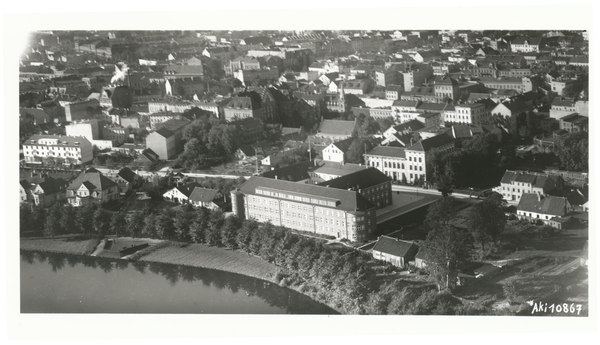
[{"xmin": 530, "ymin": 301, "xmax": 583, "ymax": 315}]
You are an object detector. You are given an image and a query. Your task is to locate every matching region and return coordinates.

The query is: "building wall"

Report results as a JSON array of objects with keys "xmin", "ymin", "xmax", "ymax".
[
  {"xmin": 23, "ymin": 137, "xmax": 93, "ymax": 165},
  {"xmin": 239, "ymin": 193, "xmax": 375, "ymax": 242},
  {"xmin": 145, "ymin": 132, "xmax": 176, "ymax": 160},
  {"xmin": 65, "ymin": 120, "xmax": 100, "ymax": 141}
]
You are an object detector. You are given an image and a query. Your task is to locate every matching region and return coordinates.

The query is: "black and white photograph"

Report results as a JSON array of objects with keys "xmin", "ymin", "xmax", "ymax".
[{"xmin": 4, "ymin": 2, "xmax": 597, "ymax": 343}]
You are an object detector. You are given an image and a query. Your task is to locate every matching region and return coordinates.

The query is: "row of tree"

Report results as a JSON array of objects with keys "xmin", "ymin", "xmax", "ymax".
[{"xmin": 20, "ymin": 195, "xmax": 499, "ymax": 314}]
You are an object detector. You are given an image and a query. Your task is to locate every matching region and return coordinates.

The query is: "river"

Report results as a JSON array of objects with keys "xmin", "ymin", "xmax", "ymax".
[{"xmin": 20, "ymin": 251, "xmax": 337, "ymax": 314}]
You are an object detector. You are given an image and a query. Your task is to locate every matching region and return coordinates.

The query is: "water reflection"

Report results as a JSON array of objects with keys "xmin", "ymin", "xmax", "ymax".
[{"xmin": 21, "ymin": 250, "xmax": 337, "ymax": 315}]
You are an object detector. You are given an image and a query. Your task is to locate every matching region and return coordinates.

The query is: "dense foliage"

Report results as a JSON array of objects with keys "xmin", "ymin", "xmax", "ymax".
[{"xmin": 20, "ymin": 197, "xmax": 488, "ymax": 315}]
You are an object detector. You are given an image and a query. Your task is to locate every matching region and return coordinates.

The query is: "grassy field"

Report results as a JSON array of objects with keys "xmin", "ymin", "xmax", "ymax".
[
  {"xmin": 139, "ymin": 244, "xmax": 278, "ymax": 281},
  {"xmin": 20, "ymin": 235, "xmax": 100, "ymax": 255}
]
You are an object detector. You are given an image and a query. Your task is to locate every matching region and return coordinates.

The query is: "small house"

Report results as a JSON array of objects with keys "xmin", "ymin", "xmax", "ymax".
[{"xmin": 372, "ymin": 236, "xmax": 419, "ymax": 268}]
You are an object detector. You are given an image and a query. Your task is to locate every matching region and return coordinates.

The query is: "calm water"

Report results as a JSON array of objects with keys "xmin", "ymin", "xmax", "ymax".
[{"xmin": 20, "ymin": 251, "xmax": 337, "ymax": 314}]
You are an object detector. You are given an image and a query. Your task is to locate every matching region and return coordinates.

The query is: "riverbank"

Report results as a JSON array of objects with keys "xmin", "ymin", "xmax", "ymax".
[
  {"xmin": 20, "ymin": 236, "xmax": 278, "ymax": 281},
  {"xmin": 19, "ymin": 235, "xmax": 344, "ymax": 314}
]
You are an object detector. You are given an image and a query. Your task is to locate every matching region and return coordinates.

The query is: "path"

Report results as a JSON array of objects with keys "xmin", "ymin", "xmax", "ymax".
[{"xmin": 89, "ymin": 239, "xmax": 106, "ymax": 257}]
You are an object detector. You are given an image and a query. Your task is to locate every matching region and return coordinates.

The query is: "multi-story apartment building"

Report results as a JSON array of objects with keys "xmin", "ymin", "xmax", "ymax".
[
  {"xmin": 401, "ymin": 64, "xmax": 434, "ymax": 92},
  {"xmin": 317, "ymin": 168, "xmax": 393, "ymax": 209},
  {"xmin": 148, "ymin": 100, "xmax": 195, "ymax": 114},
  {"xmin": 231, "ymin": 176, "xmax": 377, "ymax": 242},
  {"xmin": 510, "ymin": 37, "xmax": 542, "ymax": 53},
  {"xmin": 559, "ymin": 113, "xmax": 588, "ymax": 133},
  {"xmin": 102, "ymin": 125, "xmax": 131, "ymax": 145},
  {"xmin": 23, "ymin": 135, "xmax": 93, "ymax": 165},
  {"xmin": 64, "ymin": 99, "xmax": 101, "ymax": 122},
  {"xmin": 223, "ymin": 96, "xmax": 264, "ymax": 122},
  {"xmin": 550, "ymin": 97, "xmax": 576, "ymax": 119},
  {"xmin": 493, "ymin": 170, "xmax": 564, "ymax": 204},
  {"xmin": 446, "ymin": 103, "xmax": 491, "ymax": 125},
  {"xmin": 365, "ymin": 133, "xmax": 455, "ymax": 184},
  {"xmin": 385, "ymin": 85, "xmax": 404, "ymax": 100}
]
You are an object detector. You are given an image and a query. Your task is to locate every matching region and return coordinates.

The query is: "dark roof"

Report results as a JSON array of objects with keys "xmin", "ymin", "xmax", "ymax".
[
  {"xmin": 372, "ymin": 236, "xmax": 419, "ymax": 258},
  {"xmin": 517, "ymin": 193, "xmax": 568, "ymax": 216},
  {"xmin": 331, "ymin": 137, "xmax": 355, "ymax": 153},
  {"xmin": 174, "ymin": 182, "xmax": 201, "ymax": 198},
  {"xmin": 67, "ymin": 169, "xmax": 117, "ymax": 191},
  {"xmin": 226, "ymin": 96, "xmax": 261, "ymax": 110},
  {"xmin": 239, "ymin": 176, "xmax": 376, "ymax": 213},
  {"xmin": 407, "ymin": 132, "xmax": 454, "ymax": 152},
  {"xmin": 366, "ymin": 145, "xmax": 406, "ymax": 158},
  {"xmin": 386, "ymin": 84, "xmax": 404, "ymax": 92},
  {"xmin": 154, "ymin": 127, "xmax": 174, "ymax": 138},
  {"xmin": 317, "ymin": 167, "xmax": 391, "ymax": 190},
  {"xmin": 117, "ymin": 167, "xmax": 137, "ymax": 183},
  {"xmin": 261, "ymin": 161, "xmax": 313, "ymax": 182},
  {"xmin": 392, "ymin": 119, "xmax": 425, "ymax": 133},
  {"xmin": 189, "ymin": 187, "xmax": 220, "ymax": 203}
]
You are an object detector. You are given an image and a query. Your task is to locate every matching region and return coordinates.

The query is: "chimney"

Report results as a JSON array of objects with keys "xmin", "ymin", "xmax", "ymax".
[
  {"xmin": 537, "ymin": 193, "xmax": 541, "ymax": 202},
  {"xmin": 275, "ymin": 175, "xmax": 278, "ymax": 180}
]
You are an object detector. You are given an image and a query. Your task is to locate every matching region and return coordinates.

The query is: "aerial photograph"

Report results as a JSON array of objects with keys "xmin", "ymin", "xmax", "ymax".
[{"xmin": 16, "ymin": 26, "xmax": 589, "ymax": 321}]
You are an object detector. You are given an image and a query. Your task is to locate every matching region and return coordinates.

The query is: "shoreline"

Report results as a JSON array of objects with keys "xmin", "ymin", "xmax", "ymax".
[{"xmin": 19, "ymin": 237, "xmax": 344, "ymax": 314}]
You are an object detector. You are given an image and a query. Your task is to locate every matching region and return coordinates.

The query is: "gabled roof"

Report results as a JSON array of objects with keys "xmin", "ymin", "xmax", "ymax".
[
  {"xmin": 372, "ymin": 236, "xmax": 419, "ymax": 258},
  {"xmin": 392, "ymin": 119, "xmax": 425, "ymax": 133},
  {"xmin": 261, "ymin": 161, "xmax": 313, "ymax": 182},
  {"xmin": 239, "ymin": 176, "xmax": 376, "ymax": 212},
  {"xmin": 517, "ymin": 193, "xmax": 568, "ymax": 217},
  {"xmin": 330, "ymin": 137, "xmax": 355, "ymax": 153},
  {"xmin": 317, "ymin": 167, "xmax": 391, "ymax": 190},
  {"xmin": 366, "ymin": 145, "xmax": 406, "ymax": 158},
  {"xmin": 407, "ymin": 132, "xmax": 454, "ymax": 152},
  {"xmin": 67, "ymin": 169, "xmax": 117, "ymax": 191},
  {"xmin": 171, "ymin": 182, "xmax": 201, "ymax": 198},
  {"xmin": 117, "ymin": 167, "xmax": 137, "ymax": 183}
]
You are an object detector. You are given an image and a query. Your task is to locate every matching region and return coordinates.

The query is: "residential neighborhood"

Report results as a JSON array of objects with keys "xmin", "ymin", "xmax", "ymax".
[{"xmin": 19, "ymin": 29, "xmax": 589, "ymax": 317}]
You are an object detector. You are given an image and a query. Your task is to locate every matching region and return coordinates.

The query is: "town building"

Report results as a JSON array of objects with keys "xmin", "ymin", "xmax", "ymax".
[
  {"xmin": 223, "ymin": 96, "xmax": 264, "ymax": 122},
  {"xmin": 23, "ymin": 135, "xmax": 93, "ymax": 165},
  {"xmin": 189, "ymin": 188, "xmax": 227, "ymax": 211},
  {"xmin": 66, "ymin": 168, "xmax": 119, "ymax": 207},
  {"xmin": 559, "ymin": 113, "xmax": 588, "ymax": 133},
  {"xmin": 372, "ymin": 236, "xmax": 419, "ymax": 268},
  {"xmin": 317, "ymin": 168, "xmax": 393, "ymax": 208},
  {"xmin": 517, "ymin": 193, "xmax": 570, "ymax": 226},
  {"xmin": 231, "ymin": 176, "xmax": 377, "ymax": 242},
  {"xmin": 314, "ymin": 119, "xmax": 357, "ymax": 141},
  {"xmin": 493, "ymin": 170, "xmax": 564, "ymax": 204}
]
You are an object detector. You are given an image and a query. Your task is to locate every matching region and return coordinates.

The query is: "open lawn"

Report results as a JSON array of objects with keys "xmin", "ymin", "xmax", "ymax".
[
  {"xmin": 20, "ymin": 235, "xmax": 100, "ymax": 255},
  {"xmin": 139, "ymin": 243, "xmax": 278, "ymax": 281}
]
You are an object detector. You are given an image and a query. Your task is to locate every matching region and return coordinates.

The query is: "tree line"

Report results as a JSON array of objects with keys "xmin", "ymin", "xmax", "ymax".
[{"xmin": 20, "ymin": 193, "xmax": 504, "ymax": 315}]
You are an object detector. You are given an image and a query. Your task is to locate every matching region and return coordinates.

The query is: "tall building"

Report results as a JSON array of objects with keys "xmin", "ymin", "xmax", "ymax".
[
  {"xmin": 231, "ymin": 176, "xmax": 377, "ymax": 242},
  {"xmin": 23, "ymin": 135, "xmax": 93, "ymax": 165}
]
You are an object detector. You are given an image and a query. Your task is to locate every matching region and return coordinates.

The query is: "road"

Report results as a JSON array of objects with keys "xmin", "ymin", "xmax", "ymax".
[{"xmin": 391, "ymin": 185, "xmax": 478, "ymax": 200}]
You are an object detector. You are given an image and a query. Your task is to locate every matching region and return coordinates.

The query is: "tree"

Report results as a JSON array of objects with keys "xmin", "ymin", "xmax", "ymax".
[
  {"xmin": 155, "ymin": 208, "xmax": 175, "ymax": 240},
  {"xmin": 190, "ymin": 207, "xmax": 209, "ymax": 243},
  {"xmin": 76, "ymin": 203, "xmax": 98, "ymax": 234},
  {"xmin": 20, "ymin": 203, "xmax": 33, "ymax": 234},
  {"xmin": 221, "ymin": 215, "xmax": 242, "ymax": 249},
  {"xmin": 110, "ymin": 212, "xmax": 127, "ymax": 238},
  {"xmin": 173, "ymin": 203, "xmax": 195, "ymax": 241},
  {"xmin": 59, "ymin": 204, "xmax": 77, "ymax": 234},
  {"xmin": 236, "ymin": 219, "xmax": 259, "ymax": 252},
  {"xmin": 345, "ymin": 137, "xmax": 374, "ymax": 164},
  {"xmin": 556, "ymin": 131, "xmax": 588, "ymax": 172},
  {"xmin": 425, "ymin": 197, "xmax": 457, "ymax": 232},
  {"xmin": 467, "ymin": 192, "xmax": 506, "ymax": 250},
  {"xmin": 93, "ymin": 208, "xmax": 113, "ymax": 237},
  {"xmin": 44, "ymin": 204, "xmax": 62, "ymax": 239},
  {"xmin": 423, "ymin": 225, "xmax": 473, "ymax": 291},
  {"xmin": 127, "ymin": 211, "xmax": 145, "ymax": 238}
]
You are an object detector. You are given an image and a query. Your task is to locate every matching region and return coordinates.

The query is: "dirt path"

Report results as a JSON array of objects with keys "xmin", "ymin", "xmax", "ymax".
[{"xmin": 89, "ymin": 239, "xmax": 106, "ymax": 257}]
